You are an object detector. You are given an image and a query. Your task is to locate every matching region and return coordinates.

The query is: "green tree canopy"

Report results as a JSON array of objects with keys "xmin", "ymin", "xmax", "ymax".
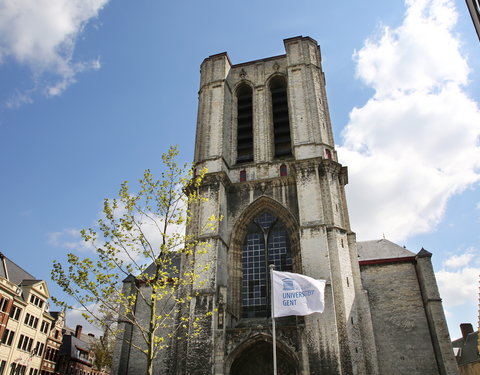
[{"xmin": 51, "ymin": 146, "xmax": 218, "ymax": 375}]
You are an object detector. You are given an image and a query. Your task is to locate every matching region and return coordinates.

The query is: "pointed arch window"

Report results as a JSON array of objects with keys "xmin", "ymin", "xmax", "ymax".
[
  {"xmin": 242, "ymin": 211, "xmax": 293, "ymax": 318},
  {"xmin": 270, "ymin": 77, "xmax": 292, "ymax": 158},
  {"xmin": 236, "ymin": 84, "xmax": 254, "ymax": 163}
]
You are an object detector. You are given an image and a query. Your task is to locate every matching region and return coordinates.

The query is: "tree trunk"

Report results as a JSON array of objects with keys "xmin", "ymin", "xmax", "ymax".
[{"xmin": 146, "ymin": 357, "xmax": 153, "ymax": 375}]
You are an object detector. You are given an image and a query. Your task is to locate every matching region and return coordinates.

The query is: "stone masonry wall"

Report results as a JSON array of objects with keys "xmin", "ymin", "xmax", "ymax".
[{"xmin": 360, "ymin": 261, "xmax": 439, "ymax": 374}]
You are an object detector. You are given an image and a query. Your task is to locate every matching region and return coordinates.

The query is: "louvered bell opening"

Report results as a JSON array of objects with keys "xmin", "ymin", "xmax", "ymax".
[
  {"xmin": 237, "ymin": 85, "xmax": 253, "ymax": 164},
  {"xmin": 271, "ymin": 81, "xmax": 292, "ymax": 158}
]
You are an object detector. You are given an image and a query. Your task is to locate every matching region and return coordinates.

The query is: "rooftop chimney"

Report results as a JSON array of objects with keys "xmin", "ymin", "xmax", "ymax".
[
  {"xmin": 460, "ymin": 323, "xmax": 473, "ymax": 341},
  {"xmin": 75, "ymin": 325, "xmax": 83, "ymax": 338}
]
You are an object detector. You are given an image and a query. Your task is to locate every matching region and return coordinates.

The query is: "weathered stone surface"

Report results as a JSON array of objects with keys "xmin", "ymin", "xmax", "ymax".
[{"xmin": 112, "ymin": 37, "xmax": 458, "ymax": 375}]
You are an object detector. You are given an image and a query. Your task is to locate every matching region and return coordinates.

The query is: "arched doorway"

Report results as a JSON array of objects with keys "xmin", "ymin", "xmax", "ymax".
[{"xmin": 230, "ymin": 340, "xmax": 297, "ymax": 375}]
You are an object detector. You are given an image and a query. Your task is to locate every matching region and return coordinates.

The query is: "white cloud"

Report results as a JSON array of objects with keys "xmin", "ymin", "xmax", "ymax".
[
  {"xmin": 435, "ymin": 267, "xmax": 480, "ymax": 307},
  {"xmin": 443, "ymin": 247, "xmax": 477, "ymax": 268},
  {"xmin": 64, "ymin": 304, "xmax": 103, "ymax": 337},
  {"xmin": 0, "ymin": 0, "xmax": 108, "ymax": 103},
  {"xmin": 100, "ymin": 197, "xmax": 187, "ymax": 257},
  {"xmin": 48, "ymin": 228, "xmax": 96, "ymax": 252},
  {"xmin": 436, "ymin": 248, "xmax": 479, "ymax": 308},
  {"xmin": 354, "ymin": 0, "xmax": 468, "ymax": 98},
  {"xmin": 340, "ymin": 0, "xmax": 480, "ymax": 242},
  {"xmin": 6, "ymin": 90, "xmax": 34, "ymax": 109},
  {"xmin": 48, "ymin": 198, "xmax": 187, "ymax": 264}
]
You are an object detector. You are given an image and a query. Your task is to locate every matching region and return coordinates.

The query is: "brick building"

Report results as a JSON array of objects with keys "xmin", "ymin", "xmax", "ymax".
[
  {"xmin": 57, "ymin": 325, "xmax": 108, "ymax": 375},
  {"xmin": 39, "ymin": 311, "xmax": 64, "ymax": 375},
  {"xmin": 452, "ymin": 323, "xmax": 480, "ymax": 375},
  {"xmin": 0, "ymin": 254, "xmax": 56, "ymax": 375}
]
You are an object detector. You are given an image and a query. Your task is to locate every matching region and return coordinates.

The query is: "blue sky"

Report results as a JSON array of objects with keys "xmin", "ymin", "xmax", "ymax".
[{"xmin": 0, "ymin": 0, "xmax": 479, "ymax": 340}]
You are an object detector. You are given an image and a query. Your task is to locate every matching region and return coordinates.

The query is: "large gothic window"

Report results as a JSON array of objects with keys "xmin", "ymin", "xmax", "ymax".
[
  {"xmin": 236, "ymin": 84, "xmax": 254, "ymax": 163},
  {"xmin": 270, "ymin": 77, "xmax": 292, "ymax": 158},
  {"xmin": 242, "ymin": 212, "xmax": 293, "ymax": 318}
]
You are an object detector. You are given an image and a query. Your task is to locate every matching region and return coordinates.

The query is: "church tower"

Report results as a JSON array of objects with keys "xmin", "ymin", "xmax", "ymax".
[
  {"xmin": 176, "ymin": 36, "xmax": 379, "ymax": 375},
  {"xmin": 111, "ymin": 36, "xmax": 458, "ymax": 375}
]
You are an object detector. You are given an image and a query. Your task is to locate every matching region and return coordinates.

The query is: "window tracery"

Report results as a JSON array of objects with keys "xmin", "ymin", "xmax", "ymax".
[{"xmin": 242, "ymin": 211, "xmax": 293, "ymax": 318}]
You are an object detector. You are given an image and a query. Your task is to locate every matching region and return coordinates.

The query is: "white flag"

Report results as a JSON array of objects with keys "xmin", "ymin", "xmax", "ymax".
[{"xmin": 272, "ymin": 270, "xmax": 326, "ymax": 318}]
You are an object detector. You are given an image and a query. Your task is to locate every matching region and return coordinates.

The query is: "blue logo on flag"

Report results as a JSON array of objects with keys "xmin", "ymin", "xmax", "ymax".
[{"xmin": 282, "ymin": 278, "xmax": 295, "ymax": 291}]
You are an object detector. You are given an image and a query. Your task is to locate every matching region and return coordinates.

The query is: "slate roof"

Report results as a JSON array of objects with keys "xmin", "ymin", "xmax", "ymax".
[
  {"xmin": 63, "ymin": 326, "xmax": 97, "ymax": 344},
  {"xmin": 0, "ymin": 252, "xmax": 36, "ymax": 284},
  {"xmin": 452, "ymin": 331, "xmax": 479, "ymax": 366},
  {"xmin": 50, "ymin": 311, "xmax": 61, "ymax": 320},
  {"xmin": 357, "ymin": 239, "xmax": 416, "ymax": 262},
  {"xmin": 60, "ymin": 333, "xmax": 93, "ymax": 365},
  {"xmin": 143, "ymin": 253, "xmax": 181, "ymax": 276},
  {"xmin": 123, "ymin": 253, "xmax": 181, "ymax": 283}
]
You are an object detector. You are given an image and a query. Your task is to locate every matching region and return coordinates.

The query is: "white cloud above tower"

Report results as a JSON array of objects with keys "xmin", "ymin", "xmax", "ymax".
[{"xmin": 339, "ymin": 0, "xmax": 480, "ymax": 242}]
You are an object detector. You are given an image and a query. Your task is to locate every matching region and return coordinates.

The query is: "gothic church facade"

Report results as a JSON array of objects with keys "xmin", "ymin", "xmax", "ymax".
[{"xmin": 113, "ymin": 36, "xmax": 458, "ymax": 375}]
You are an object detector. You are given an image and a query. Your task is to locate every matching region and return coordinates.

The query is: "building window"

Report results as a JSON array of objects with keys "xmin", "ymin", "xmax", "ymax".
[
  {"xmin": 0, "ymin": 360, "xmax": 5, "ymax": 375},
  {"xmin": 29, "ymin": 295, "xmax": 44, "ymax": 308},
  {"xmin": 10, "ymin": 364, "xmax": 27, "ymax": 375},
  {"xmin": 280, "ymin": 164, "xmax": 287, "ymax": 176},
  {"xmin": 0, "ymin": 297, "xmax": 9, "ymax": 312},
  {"xmin": 325, "ymin": 149, "xmax": 332, "ymax": 159},
  {"xmin": 17, "ymin": 335, "xmax": 24, "ymax": 349},
  {"xmin": 24, "ymin": 313, "xmax": 39, "ymax": 329},
  {"xmin": 40, "ymin": 321, "xmax": 50, "ymax": 334},
  {"xmin": 9, "ymin": 305, "xmax": 21, "ymax": 320},
  {"xmin": 239, "ymin": 170, "xmax": 247, "ymax": 182},
  {"xmin": 270, "ymin": 76, "xmax": 292, "ymax": 158},
  {"xmin": 17, "ymin": 334, "xmax": 33, "ymax": 352},
  {"xmin": 75, "ymin": 348, "xmax": 89, "ymax": 361},
  {"xmin": 236, "ymin": 84, "xmax": 254, "ymax": 163},
  {"xmin": 1, "ymin": 329, "xmax": 15, "ymax": 346},
  {"xmin": 242, "ymin": 211, "xmax": 293, "ymax": 318},
  {"xmin": 35, "ymin": 341, "xmax": 45, "ymax": 357}
]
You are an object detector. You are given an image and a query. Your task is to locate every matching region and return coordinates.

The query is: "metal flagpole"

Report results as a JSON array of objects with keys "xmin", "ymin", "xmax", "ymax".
[{"xmin": 270, "ymin": 264, "xmax": 278, "ymax": 375}]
